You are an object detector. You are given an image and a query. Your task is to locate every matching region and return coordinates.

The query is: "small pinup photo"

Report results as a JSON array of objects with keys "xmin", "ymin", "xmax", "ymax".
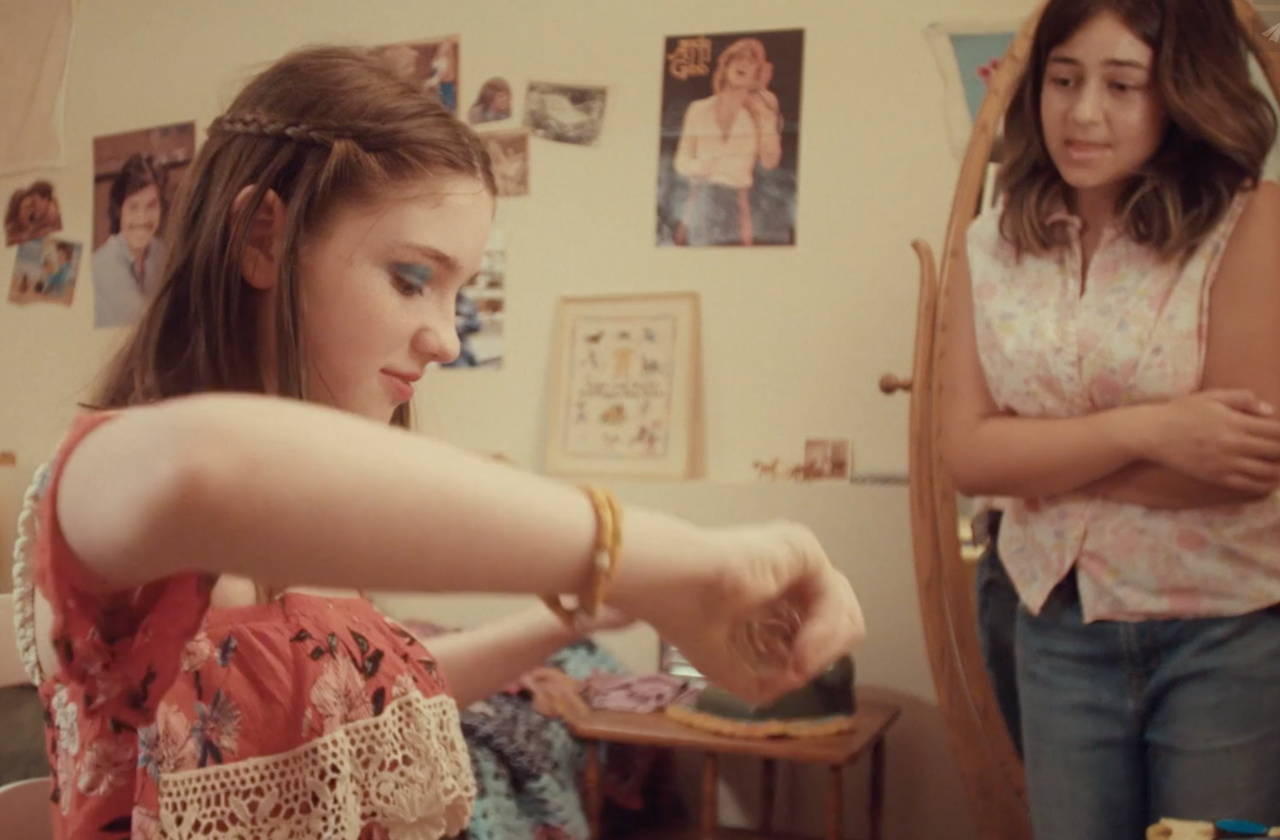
[
  {"xmin": 372, "ymin": 36, "xmax": 461, "ymax": 114},
  {"xmin": 92, "ymin": 121, "xmax": 196, "ymax": 328},
  {"xmin": 803, "ymin": 437, "xmax": 852, "ymax": 481},
  {"xmin": 442, "ymin": 229, "xmax": 505, "ymax": 369},
  {"xmin": 478, "ymin": 129, "xmax": 529, "ymax": 197},
  {"xmin": 8, "ymin": 237, "xmax": 82, "ymax": 306},
  {"xmin": 524, "ymin": 81, "xmax": 607, "ymax": 145},
  {"xmin": 4, "ymin": 178, "xmax": 62, "ymax": 246},
  {"xmin": 468, "ymin": 76, "xmax": 512, "ymax": 125}
]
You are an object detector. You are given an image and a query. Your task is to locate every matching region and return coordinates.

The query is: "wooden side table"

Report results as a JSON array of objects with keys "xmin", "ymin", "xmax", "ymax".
[{"xmin": 568, "ymin": 702, "xmax": 901, "ymax": 840}]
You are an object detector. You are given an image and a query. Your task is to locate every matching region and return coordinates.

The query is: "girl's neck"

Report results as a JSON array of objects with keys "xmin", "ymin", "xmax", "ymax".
[
  {"xmin": 1068, "ymin": 185, "xmax": 1123, "ymax": 287},
  {"xmin": 1068, "ymin": 184, "xmax": 1121, "ymax": 238}
]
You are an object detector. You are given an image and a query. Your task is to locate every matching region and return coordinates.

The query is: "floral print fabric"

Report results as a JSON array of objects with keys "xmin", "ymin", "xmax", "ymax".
[
  {"xmin": 33, "ymin": 412, "xmax": 471, "ymax": 838},
  {"xmin": 967, "ymin": 193, "xmax": 1280, "ymax": 622}
]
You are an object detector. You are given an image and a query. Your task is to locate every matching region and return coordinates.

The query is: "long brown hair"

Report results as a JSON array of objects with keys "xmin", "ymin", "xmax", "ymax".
[
  {"xmin": 997, "ymin": 0, "xmax": 1276, "ymax": 262},
  {"xmin": 91, "ymin": 46, "xmax": 495, "ymax": 428}
]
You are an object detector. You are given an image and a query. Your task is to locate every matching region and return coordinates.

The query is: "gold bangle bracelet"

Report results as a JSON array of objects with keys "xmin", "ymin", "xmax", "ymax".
[{"xmin": 541, "ymin": 485, "xmax": 623, "ymax": 629}]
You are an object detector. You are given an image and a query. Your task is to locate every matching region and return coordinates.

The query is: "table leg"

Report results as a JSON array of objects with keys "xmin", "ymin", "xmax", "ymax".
[
  {"xmin": 870, "ymin": 737, "xmax": 886, "ymax": 840},
  {"xmin": 701, "ymin": 752, "xmax": 719, "ymax": 838},
  {"xmin": 760, "ymin": 758, "xmax": 776, "ymax": 834},
  {"xmin": 827, "ymin": 764, "xmax": 843, "ymax": 840},
  {"xmin": 584, "ymin": 740, "xmax": 601, "ymax": 840}
]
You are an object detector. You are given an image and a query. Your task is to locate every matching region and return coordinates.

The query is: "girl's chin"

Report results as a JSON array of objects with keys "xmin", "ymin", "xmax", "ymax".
[{"xmin": 1054, "ymin": 164, "xmax": 1125, "ymax": 193}]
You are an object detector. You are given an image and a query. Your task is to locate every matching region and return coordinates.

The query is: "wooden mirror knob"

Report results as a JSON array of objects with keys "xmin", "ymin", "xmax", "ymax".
[{"xmin": 879, "ymin": 373, "xmax": 913, "ymax": 394}]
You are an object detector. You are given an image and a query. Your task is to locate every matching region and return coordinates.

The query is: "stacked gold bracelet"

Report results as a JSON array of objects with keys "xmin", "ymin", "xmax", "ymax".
[{"xmin": 542, "ymin": 486, "xmax": 623, "ymax": 630}]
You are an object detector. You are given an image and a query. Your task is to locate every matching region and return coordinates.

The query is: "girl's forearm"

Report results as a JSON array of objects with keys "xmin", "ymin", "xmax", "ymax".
[
  {"xmin": 1081, "ymin": 461, "xmax": 1270, "ymax": 509},
  {"xmin": 944, "ymin": 405, "xmax": 1153, "ymax": 498},
  {"xmin": 57, "ymin": 394, "xmax": 719, "ymax": 609},
  {"xmin": 423, "ymin": 607, "xmax": 578, "ymax": 708}
]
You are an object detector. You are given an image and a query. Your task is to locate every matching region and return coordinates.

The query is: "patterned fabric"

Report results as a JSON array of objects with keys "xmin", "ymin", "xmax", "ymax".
[
  {"xmin": 968, "ymin": 191, "xmax": 1280, "ymax": 622},
  {"xmin": 32, "ymin": 412, "xmax": 475, "ymax": 839},
  {"xmin": 461, "ymin": 695, "xmax": 591, "ymax": 840},
  {"xmin": 581, "ymin": 673, "xmax": 699, "ymax": 713},
  {"xmin": 458, "ymin": 641, "xmax": 626, "ymax": 840}
]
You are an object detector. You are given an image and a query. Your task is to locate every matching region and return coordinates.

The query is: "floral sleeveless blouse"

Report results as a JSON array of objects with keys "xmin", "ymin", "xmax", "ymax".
[
  {"xmin": 968, "ymin": 190, "xmax": 1280, "ymax": 622},
  {"xmin": 28, "ymin": 412, "xmax": 476, "ymax": 839}
]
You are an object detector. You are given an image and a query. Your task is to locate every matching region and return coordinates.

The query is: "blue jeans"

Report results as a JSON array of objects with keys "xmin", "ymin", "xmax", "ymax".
[
  {"xmin": 1017, "ymin": 573, "xmax": 1280, "ymax": 840},
  {"xmin": 974, "ymin": 511, "xmax": 1022, "ymax": 757}
]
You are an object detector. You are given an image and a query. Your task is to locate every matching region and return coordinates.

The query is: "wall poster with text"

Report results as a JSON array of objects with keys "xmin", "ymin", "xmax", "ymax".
[{"xmin": 656, "ymin": 29, "xmax": 803, "ymax": 248}]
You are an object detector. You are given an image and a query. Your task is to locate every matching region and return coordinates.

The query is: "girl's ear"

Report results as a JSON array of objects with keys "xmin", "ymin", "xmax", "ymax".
[{"xmin": 232, "ymin": 185, "xmax": 287, "ymax": 291}]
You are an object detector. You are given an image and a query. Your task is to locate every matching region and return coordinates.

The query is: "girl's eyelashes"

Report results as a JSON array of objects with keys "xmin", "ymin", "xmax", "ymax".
[
  {"xmin": 1109, "ymin": 80, "xmax": 1144, "ymax": 93},
  {"xmin": 391, "ymin": 262, "xmax": 433, "ymax": 296},
  {"xmin": 1046, "ymin": 75, "xmax": 1145, "ymax": 94}
]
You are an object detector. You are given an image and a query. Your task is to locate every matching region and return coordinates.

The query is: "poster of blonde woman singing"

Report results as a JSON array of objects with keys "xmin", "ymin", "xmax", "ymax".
[{"xmin": 656, "ymin": 29, "xmax": 803, "ymax": 248}]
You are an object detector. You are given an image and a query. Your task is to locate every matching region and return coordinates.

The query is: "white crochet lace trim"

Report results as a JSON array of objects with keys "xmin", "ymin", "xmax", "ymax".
[
  {"xmin": 10, "ymin": 461, "xmax": 51, "ymax": 686},
  {"xmin": 157, "ymin": 691, "xmax": 475, "ymax": 840}
]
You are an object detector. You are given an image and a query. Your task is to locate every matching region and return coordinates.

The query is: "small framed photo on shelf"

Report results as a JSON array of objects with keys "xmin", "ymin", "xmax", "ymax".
[{"xmin": 544, "ymin": 292, "xmax": 702, "ymax": 479}]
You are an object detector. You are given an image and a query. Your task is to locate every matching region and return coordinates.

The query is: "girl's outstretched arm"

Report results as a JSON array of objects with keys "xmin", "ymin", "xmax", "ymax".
[
  {"xmin": 55, "ymin": 393, "xmax": 862, "ymax": 703},
  {"xmin": 57, "ymin": 394, "xmax": 698, "ymax": 597}
]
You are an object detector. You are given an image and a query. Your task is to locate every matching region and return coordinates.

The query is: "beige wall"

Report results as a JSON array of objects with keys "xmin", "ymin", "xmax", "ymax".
[
  {"xmin": 0, "ymin": 0, "xmax": 1043, "ymax": 504},
  {"xmin": 3, "ymin": 4, "xmax": 1022, "ymax": 836},
  {"xmin": 10, "ymin": 1, "xmax": 1276, "ymax": 838}
]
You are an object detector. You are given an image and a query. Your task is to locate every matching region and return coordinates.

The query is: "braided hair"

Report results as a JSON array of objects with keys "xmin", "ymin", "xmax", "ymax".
[
  {"xmin": 91, "ymin": 46, "xmax": 496, "ymax": 431},
  {"xmin": 208, "ymin": 113, "xmax": 351, "ymax": 146}
]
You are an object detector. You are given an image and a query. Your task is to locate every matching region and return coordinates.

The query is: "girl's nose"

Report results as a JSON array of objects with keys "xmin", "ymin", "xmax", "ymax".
[
  {"xmin": 1069, "ymin": 81, "xmax": 1104, "ymax": 125},
  {"xmin": 411, "ymin": 304, "xmax": 461, "ymax": 366}
]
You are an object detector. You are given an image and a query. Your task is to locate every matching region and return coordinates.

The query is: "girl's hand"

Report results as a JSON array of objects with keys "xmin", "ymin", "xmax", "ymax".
[
  {"xmin": 630, "ymin": 521, "xmax": 864, "ymax": 706},
  {"xmin": 1143, "ymin": 390, "xmax": 1280, "ymax": 493}
]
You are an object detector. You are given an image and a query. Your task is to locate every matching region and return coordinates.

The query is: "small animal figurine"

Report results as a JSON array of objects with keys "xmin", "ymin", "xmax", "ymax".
[{"xmin": 752, "ymin": 458, "xmax": 780, "ymax": 480}]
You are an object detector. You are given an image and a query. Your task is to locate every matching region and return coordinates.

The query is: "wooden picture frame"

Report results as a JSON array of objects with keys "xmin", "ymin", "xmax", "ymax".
[{"xmin": 544, "ymin": 292, "xmax": 702, "ymax": 479}]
